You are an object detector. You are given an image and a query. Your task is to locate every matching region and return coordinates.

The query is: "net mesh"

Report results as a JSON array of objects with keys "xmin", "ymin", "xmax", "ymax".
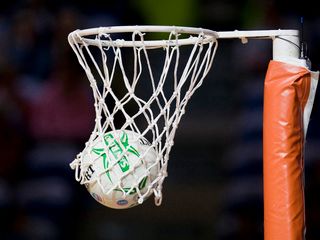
[{"xmin": 68, "ymin": 27, "xmax": 218, "ymax": 205}]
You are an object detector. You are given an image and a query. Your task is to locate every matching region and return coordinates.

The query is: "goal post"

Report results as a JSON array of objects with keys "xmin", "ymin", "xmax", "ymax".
[
  {"xmin": 263, "ymin": 60, "xmax": 318, "ymax": 240},
  {"xmin": 217, "ymin": 30, "xmax": 318, "ymax": 240}
]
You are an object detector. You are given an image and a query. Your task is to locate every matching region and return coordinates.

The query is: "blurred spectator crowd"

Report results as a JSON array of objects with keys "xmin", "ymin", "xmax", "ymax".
[
  {"xmin": 0, "ymin": 1, "xmax": 113, "ymax": 239},
  {"xmin": 0, "ymin": 0, "xmax": 319, "ymax": 239}
]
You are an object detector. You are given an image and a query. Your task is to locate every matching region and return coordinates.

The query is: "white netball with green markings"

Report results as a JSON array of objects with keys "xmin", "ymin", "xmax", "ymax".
[{"xmin": 81, "ymin": 130, "xmax": 159, "ymax": 209}]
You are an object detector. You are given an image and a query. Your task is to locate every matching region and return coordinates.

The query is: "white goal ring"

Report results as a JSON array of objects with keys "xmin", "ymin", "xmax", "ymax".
[{"xmin": 68, "ymin": 25, "xmax": 218, "ymax": 48}]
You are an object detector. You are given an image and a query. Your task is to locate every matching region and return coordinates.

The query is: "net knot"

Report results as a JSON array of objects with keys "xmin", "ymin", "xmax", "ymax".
[
  {"xmin": 114, "ymin": 39, "xmax": 125, "ymax": 47},
  {"xmin": 138, "ymin": 197, "xmax": 144, "ymax": 204}
]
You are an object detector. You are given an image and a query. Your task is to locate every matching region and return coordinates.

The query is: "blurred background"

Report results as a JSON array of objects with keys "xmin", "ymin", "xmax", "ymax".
[{"xmin": 0, "ymin": 0, "xmax": 319, "ymax": 239}]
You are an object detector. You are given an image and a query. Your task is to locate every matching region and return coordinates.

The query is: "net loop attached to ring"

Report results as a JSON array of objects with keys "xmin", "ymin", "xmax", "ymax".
[{"xmin": 68, "ymin": 25, "xmax": 218, "ymax": 205}]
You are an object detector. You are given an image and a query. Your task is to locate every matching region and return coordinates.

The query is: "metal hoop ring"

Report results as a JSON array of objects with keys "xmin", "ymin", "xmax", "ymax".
[{"xmin": 68, "ymin": 25, "xmax": 218, "ymax": 48}]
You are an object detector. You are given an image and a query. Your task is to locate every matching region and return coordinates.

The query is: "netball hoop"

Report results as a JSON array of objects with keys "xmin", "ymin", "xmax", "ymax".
[
  {"xmin": 68, "ymin": 25, "xmax": 318, "ymax": 240},
  {"xmin": 68, "ymin": 26, "xmax": 218, "ymax": 206}
]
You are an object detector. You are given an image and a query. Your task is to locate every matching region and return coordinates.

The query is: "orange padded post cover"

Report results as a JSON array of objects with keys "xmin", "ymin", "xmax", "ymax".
[{"xmin": 263, "ymin": 60, "xmax": 311, "ymax": 240}]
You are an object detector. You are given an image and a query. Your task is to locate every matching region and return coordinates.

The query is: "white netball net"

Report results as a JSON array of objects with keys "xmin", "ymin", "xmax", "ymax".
[{"xmin": 68, "ymin": 26, "xmax": 218, "ymax": 206}]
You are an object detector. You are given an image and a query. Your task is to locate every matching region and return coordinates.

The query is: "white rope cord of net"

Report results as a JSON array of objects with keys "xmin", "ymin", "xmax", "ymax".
[{"xmin": 68, "ymin": 25, "xmax": 218, "ymax": 207}]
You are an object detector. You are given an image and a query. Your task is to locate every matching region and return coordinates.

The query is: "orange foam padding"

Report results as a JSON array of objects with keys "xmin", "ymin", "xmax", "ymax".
[{"xmin": 263, "ymin": 60, "xmax": 311, "ymax": 240}]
